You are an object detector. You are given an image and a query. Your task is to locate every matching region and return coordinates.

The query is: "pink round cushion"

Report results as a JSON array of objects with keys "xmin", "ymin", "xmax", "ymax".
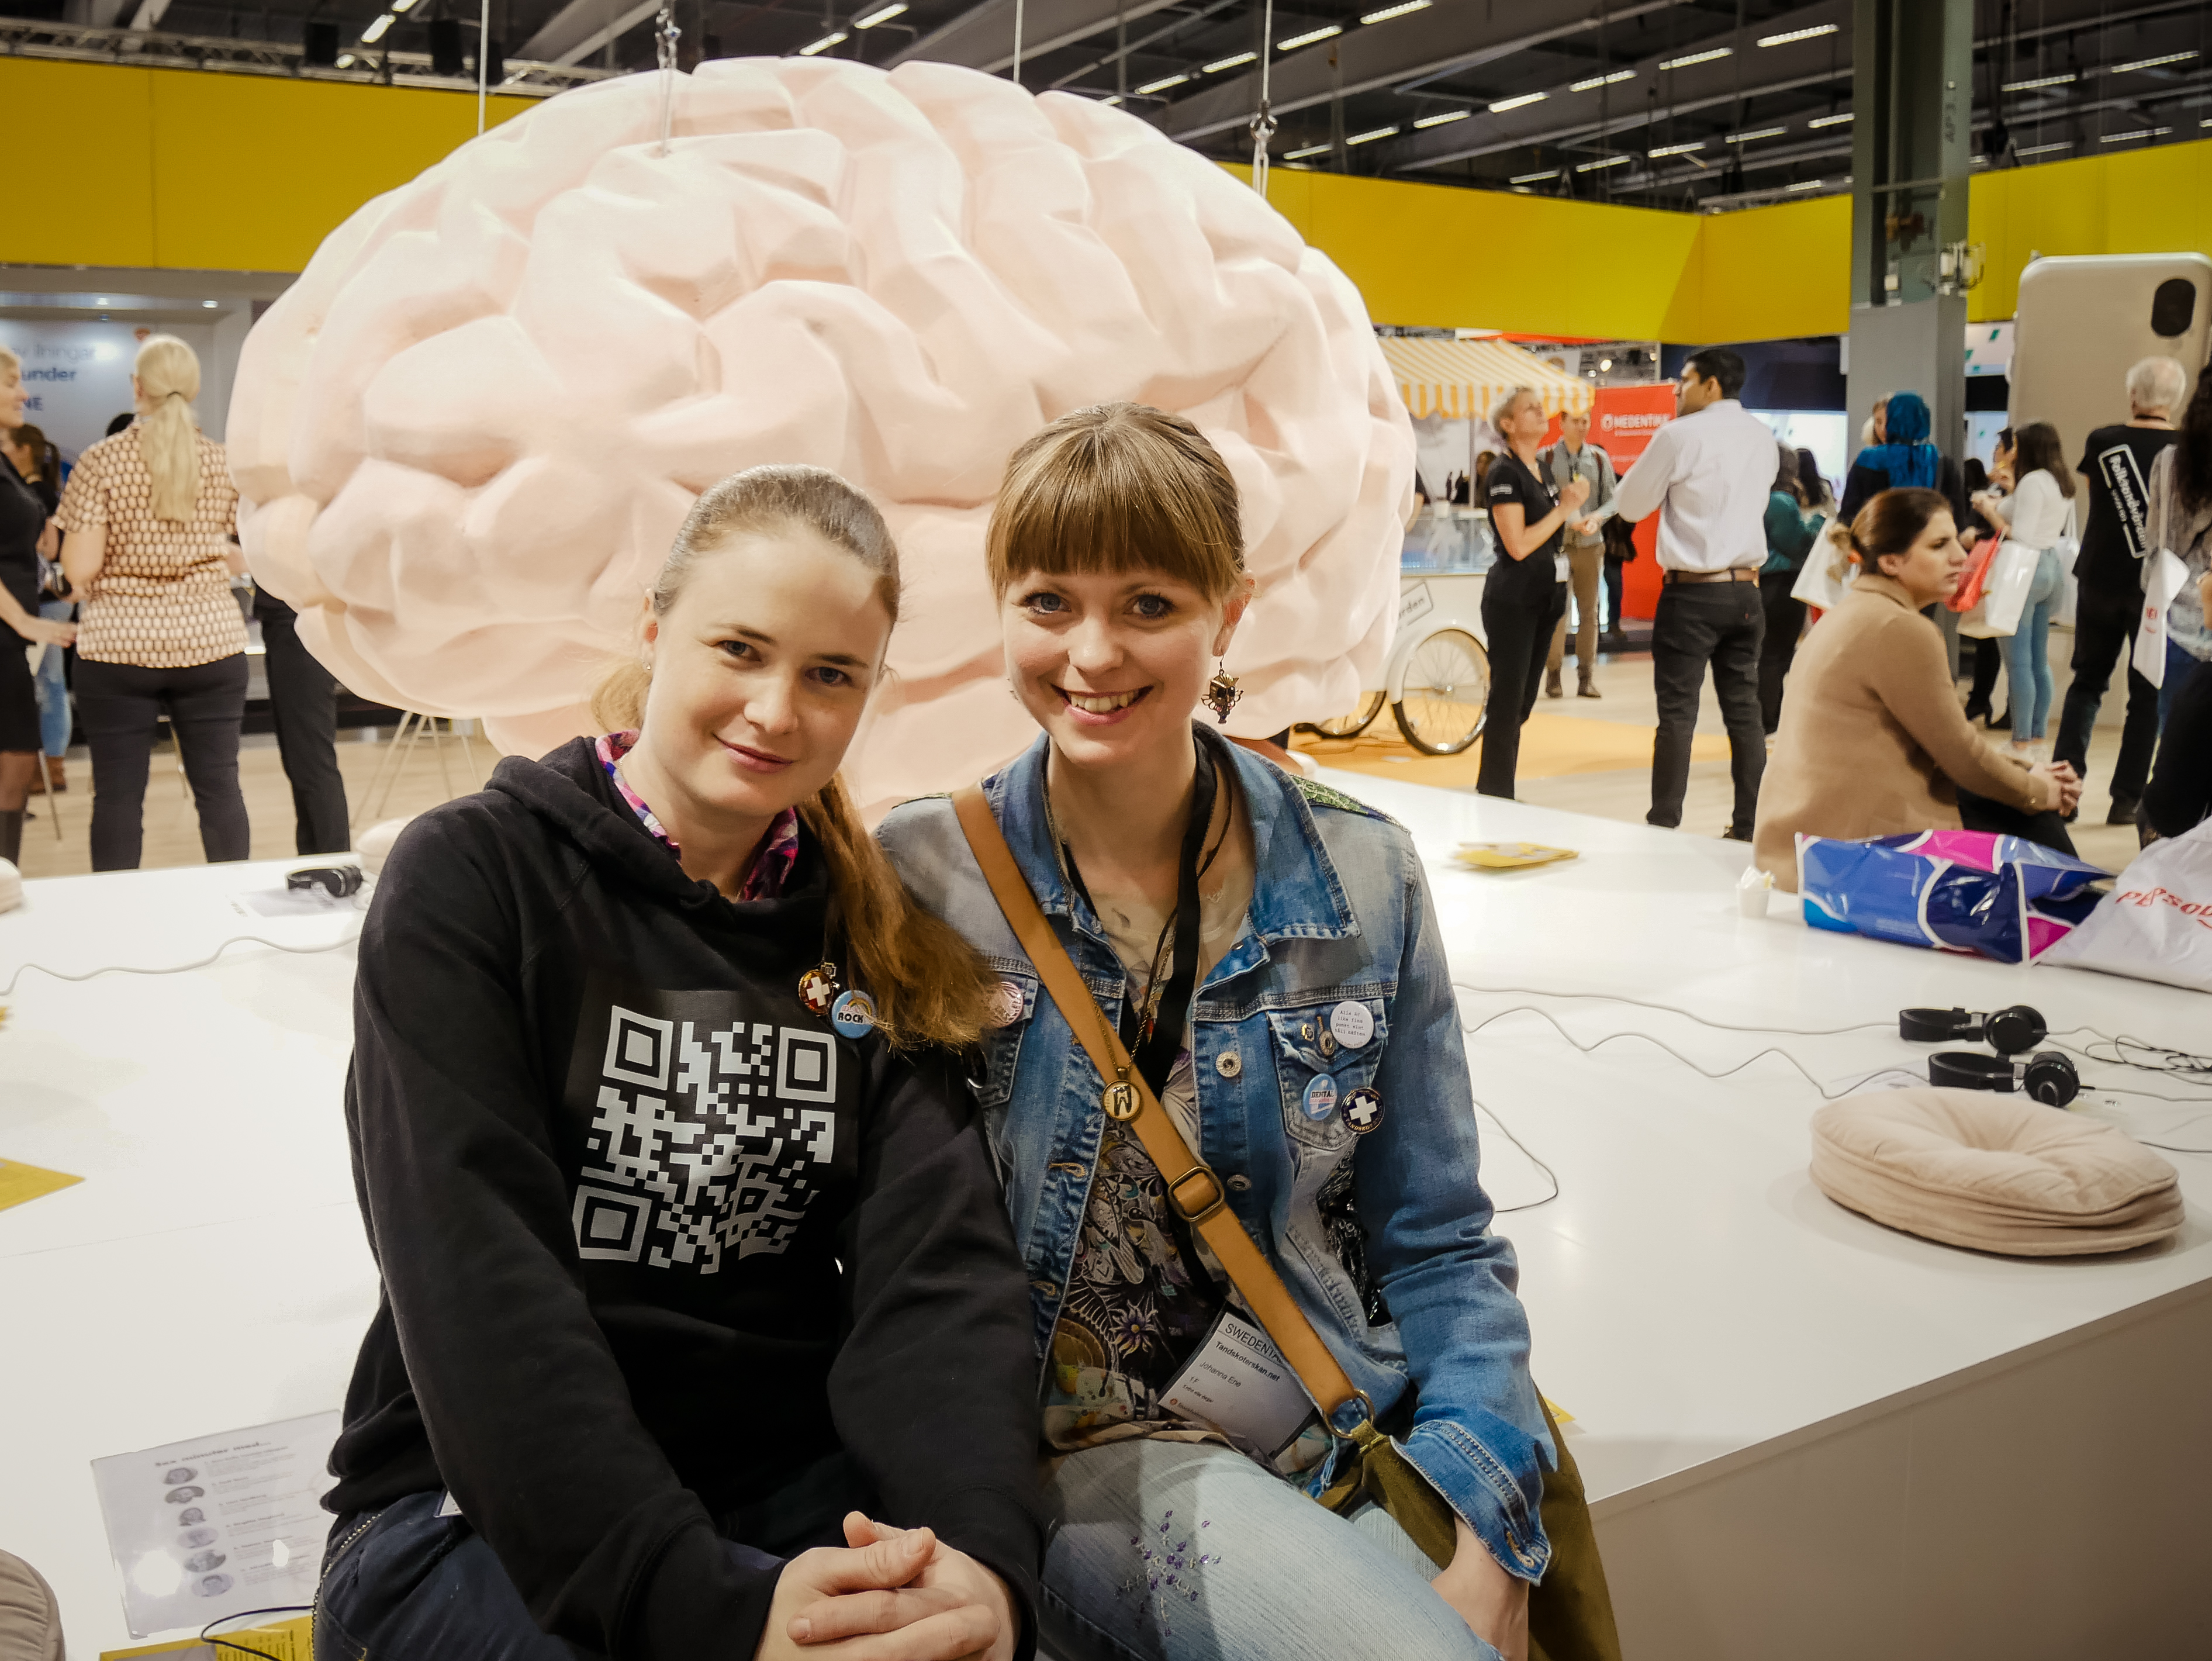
[{"xmin": 1810, "ymin": 1087, "xmax": 2184, "ymax": 1256}]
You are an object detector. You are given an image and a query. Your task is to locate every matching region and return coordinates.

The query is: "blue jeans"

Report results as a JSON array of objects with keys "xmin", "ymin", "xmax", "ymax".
[
  {"xmin": 316, "ymin": 1455, "xmax": 866, "ymax": 1660},
  {"xmin": 32, "ymin": 599, "xmax": 71, "ymax": 758},
  {"xmin": 1042, "ymin": 1438, "xmax": 1504, "ymax": 1661},
  {"xmin": 2161, "ymin": 636, "xmax": 2206, "ymax": 733},
  {"xmin": 2000, "ymin": 546, "xmax": 2065, "ymax": 741}
]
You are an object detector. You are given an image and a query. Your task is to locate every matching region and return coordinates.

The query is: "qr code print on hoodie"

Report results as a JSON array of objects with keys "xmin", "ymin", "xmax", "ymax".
[{"xmin": 571, "ymin": 1004, "xmax": 839, "ymax": 1272}]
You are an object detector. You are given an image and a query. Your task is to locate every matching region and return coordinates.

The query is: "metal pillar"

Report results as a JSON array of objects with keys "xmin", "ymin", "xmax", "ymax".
[{"xmin": 1844, "ymin": 0, "xmax": 1972, "ymax": 469}]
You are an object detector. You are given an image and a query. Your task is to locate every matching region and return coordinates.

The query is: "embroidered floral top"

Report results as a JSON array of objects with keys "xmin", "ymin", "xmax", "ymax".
[{"xmin": 595, "ymin": 731, "xmax": 801, "ymax": 902}]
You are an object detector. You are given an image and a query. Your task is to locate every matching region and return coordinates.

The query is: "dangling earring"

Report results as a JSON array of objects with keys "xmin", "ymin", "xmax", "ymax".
[{"xmin": 1204, "ymin": 659, "xmax": 1242, "ymax": 724}]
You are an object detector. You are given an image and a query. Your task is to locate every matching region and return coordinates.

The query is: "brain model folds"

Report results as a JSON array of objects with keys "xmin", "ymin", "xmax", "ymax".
[{"xmin": 229, "ymin": 57, "xmax": 1414, "ymax": 815}]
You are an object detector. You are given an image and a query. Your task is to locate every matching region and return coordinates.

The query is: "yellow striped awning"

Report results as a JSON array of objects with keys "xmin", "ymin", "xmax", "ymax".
[{"xmin": 1377, "ymin": 336, "xmax": 1596, "ymax": 423}]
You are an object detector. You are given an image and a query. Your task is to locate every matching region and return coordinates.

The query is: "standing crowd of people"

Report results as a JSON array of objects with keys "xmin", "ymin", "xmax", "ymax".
[
  {"xmin": 0, "ymin": 333, "xmax": 353, "ymax": 873},
  {"xmin": 1466, "ymin": 346, "xmax": 2212, "ymax": 866}
]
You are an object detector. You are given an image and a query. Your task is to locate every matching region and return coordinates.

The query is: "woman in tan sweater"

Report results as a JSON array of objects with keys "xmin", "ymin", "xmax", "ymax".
[{"xmin": 1754, "ymin": 488, "xmax": 2083, "ymax": 890}]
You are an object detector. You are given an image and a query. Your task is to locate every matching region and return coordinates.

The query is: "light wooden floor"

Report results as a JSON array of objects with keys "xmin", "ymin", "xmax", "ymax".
[
  {"xmin": 1292, "ymin": 630, "xmax": 2148, "ymax": 875},
  {"xmin": 12, "ymin": 725, "xmax": 494, "ymax": 880},
  {"xmin": 11, "ymin": 631, "xmax": 2148, "ymax": 880}
]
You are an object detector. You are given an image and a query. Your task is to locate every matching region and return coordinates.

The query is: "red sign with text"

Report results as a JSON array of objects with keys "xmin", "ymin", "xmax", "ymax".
[{"xmin": 1544, "ymin": 384, "xmax": 1677, "ymax": 621}]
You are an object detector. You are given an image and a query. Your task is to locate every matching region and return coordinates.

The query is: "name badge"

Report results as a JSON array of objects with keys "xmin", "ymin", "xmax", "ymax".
[{"xmin": 1159, "ymin": 1307, "xmax": 1316, "ymax": 1458}]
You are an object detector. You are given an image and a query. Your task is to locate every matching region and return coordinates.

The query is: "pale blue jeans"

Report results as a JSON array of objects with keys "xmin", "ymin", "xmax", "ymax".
[
  {"xmin": 2000, "ymin": 545, "xmax": 2065, "ymax": 742},
  {"xmin": 1041, "ymin": 1438, "xmax": 1504, "ymax": 1661},
  {"xmin": 33, "ymin": 599, "xmax": 71, "ymax": 758}
]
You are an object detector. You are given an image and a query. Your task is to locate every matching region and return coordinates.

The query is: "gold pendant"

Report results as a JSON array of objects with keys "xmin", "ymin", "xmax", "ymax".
[{"xmin": 1101, "ymin": 1080, "xmax": 1141, "ymax": 1121}]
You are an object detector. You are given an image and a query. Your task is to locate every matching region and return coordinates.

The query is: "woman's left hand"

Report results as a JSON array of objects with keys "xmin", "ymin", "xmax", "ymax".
[{"xmin": 1430, "ymin": 1517, "xmax": 1530, "ymax": 1661}]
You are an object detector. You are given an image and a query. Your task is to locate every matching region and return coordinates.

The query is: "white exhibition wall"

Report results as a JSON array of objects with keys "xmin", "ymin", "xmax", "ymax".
[{"xmin": 0, "ymin": 310, "xmax": 254, "ymax": 462}]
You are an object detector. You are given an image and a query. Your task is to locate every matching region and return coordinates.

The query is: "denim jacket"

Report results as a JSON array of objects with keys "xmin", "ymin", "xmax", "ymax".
[{"xmin": 878, "ymin": 731, "xmax": 1555, "ymax": 1580}]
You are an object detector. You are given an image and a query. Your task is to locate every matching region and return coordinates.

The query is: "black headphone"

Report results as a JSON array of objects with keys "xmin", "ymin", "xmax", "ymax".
[
  {"xmin": 1927, "ymin": 1048, "xmax": 2080, "ymax": 1107},
  {"xmin": 1899, "ymin": 1005, "xmax": 2048, "ymax": 1055}
]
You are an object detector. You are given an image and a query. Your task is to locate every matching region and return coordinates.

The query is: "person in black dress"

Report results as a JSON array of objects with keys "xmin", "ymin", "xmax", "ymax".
[
  {"xmin": 1478, "ymin": 385, "xmax": 1588, "ymax": 798},
  {"xmin": 0, "ymin": 347, "xmax": 81, "ymax": 865}
]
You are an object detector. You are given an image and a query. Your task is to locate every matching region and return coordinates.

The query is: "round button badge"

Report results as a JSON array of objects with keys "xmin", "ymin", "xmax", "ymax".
[
  {"xmin": 1343, "ymin": 1087, "xmax": 1384, "ymax": 1135},
  {"xmin": 1302, "ymin": 1073, "xmax": 1339, "ymax": 1120},
  {"xmin": 831, "ymin": 989, "xmax": 877, "ymax": 1038},
  {"xmin": 1329, "ymin": 999, "xmax": 1375, "ymax": 1049},
  {"xmin": 987, "ymin": 980, "xmax": 1026, "ymax": 1028}
]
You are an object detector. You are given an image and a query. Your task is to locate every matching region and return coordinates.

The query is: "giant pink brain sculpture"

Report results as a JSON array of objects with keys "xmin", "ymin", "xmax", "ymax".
[{"xmin": 229, "ymin": 57, "xmax": 1413, "ymax": 814}]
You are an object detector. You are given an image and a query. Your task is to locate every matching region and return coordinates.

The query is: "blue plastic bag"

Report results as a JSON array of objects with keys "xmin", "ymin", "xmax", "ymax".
[{"xmin": 1796, "ymin": 829, "xmax": 2107, "ymax": 964}]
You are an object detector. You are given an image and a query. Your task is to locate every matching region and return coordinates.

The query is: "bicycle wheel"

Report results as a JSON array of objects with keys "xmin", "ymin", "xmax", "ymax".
[
  {"xmin": 1298, "ymin": 690, "xmax": 1386, "ymax": 739},
  {"xmin": 1392, "ymin": 629, "xmax": 1489, "ymax": 755}
]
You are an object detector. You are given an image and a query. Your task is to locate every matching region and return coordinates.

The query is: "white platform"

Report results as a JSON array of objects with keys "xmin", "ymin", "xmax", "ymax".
[{"xmin": 1, "ymin": 779, "xmax": 2206, "ymax": 1659}]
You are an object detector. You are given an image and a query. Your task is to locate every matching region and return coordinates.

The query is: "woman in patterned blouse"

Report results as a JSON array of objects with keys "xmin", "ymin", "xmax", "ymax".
[{"xmin": 57, "ymin": 335, "xmax": 253, "ymax": 871}]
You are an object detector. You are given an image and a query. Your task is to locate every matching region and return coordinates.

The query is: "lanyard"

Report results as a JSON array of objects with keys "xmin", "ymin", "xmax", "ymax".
[{"xmin": 1052, "ymin": 738, "xmax": 1222, "ymax": 1101}]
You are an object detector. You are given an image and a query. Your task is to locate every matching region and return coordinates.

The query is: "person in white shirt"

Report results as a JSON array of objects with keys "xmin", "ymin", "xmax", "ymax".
[
  {"xmin": 1972, "ymin": 420, "xmax": 2076, "ymax": 754},
  {"xmin": 1612, "ymin": 347, "xmax": 1778, "ymax": 840}
]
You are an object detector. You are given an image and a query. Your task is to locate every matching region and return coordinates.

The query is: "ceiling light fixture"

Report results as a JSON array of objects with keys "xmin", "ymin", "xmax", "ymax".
[
  {"xmin": 1415, "ymin": 109, "xmax": 1471, "ymax": 128},
  {"xmin": 798, "ymin": 29, "xmax": 846, "ymax": 53},
  {"xmin": 1285, "ymin": 142, "xmax": 1333, "ymax": 159},
  {"xmin": 1658, "ymin": 47, "xmax": 1731, "ymax": 71},
  {"xmin": 391, "ymin": 0, "xmax": 419, "ymax": 13},
  {"xmin": 1570, "ymin": 69, "xmax": 1636, "ymax": 91},
  {"xmin": 1359, "ymin": 0, "xmax": 1430, "ymax": 25},
  {"xmin": 202, "ymin": 299, "xmax": 219, "ymax": 308},
  {"xmin": 1489, "ymin": 92, "xmax": 1546, "ymax": 113},
  {"xmin": 2002, "ymin": 71, "xmax": 2075, "ymax": 91},
  {"xmin": 1278, "ymin": 23, "xmax": 1342, "ymax": 50},
  {"xmin": 1786, "ymin": 178, "xmax": 1825, "ymax": 191},
  {"xmin": 1135, "ymin": 71, "xmax": 1189, "ymax": 93},
  {"xmin": 360, "ymin": 12, "xmax": 393, "ymax": 42},
  {"xmin": 852, "ymin": 2, "xmax": 907, "ymax": 26},
  {"xmin": 1598, "ymin": 357, "xmax": 1613, "ymax": 371},
  {"xmin": 1346, "ymin": 125, "xmax": 1399, "ymax": 145},
  {"xmin": 2014, "ymin": 139, "xmax": 2073, "ymax": 156},
  {"xmin": 1574, "ymin": 154, "xmax": 1631, "ymax": 171},
  {"xmin": 2099, "ymin": 126, "xmax": 2172, "ymax": 143},
  {"xmin": 2112, "ymin": 49, "xmax": 2196, "ymax": 73},
  {"xmin": 1726, "ymin": 126, "xmax": 1787, "ymax": 143},
  {"xmin": 1510, "ymin": 168, "xmax": 1560, "ymax": 183},
  {"xmin": 1757, "ymin": 23, "xmax": 1836, "ymax": 47},
  {"xmin": 1099, "ymin": 94, "xmax": 1122, "ymax": 105},
  {"xmin": 335, "ymin": 51, "xmax": 355, "ymax": 65},
  {"xmin": 1649, "ymin": 140, "xmax": 1705, "ymax": 157},
  {"xmin": 1809, "ymin": 111, "xmax": 1854, "ymax": 128},
  {"xmin": 1203, "ymin": 50, "xmax": 1256, "ymax": 72}
]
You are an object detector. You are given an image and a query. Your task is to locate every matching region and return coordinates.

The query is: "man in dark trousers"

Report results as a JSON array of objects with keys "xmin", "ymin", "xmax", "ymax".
[
  {"xmin": 254, "ymin": 590, "xmax": 350, "ymax": 853},
  {"xmin": 1613, "ymin": 347, "xmax": 1778, "ymax": 841},
  {"xmin": 2051, "ymin": 355, "xmax": 2185, "ymax": 826}
]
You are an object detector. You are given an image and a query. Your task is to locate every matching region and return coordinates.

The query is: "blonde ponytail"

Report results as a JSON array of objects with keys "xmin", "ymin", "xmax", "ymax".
[
  {"xmin": 134, "ymin": 335, "xmax": 203, "ymax": 523},
  {"xmin": 600, "ymin": 464, "xmax": 998, "ymax": 1052}
]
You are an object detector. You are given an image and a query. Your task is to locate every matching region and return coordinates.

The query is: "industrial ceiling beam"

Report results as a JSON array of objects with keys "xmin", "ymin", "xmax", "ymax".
[
  {"xmin": 1159, "ymin": 0, "xmax": 1693, "ymax": 140},
  {"xmin": 887, "ymin": 0, "xmax": 1186, "ymax": 74}
]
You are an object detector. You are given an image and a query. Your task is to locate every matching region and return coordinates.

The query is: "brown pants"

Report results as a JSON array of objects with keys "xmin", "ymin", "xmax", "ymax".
[{"xmin": 1547, "ymin": 543, "xmax": 1605, "ymax": 675}]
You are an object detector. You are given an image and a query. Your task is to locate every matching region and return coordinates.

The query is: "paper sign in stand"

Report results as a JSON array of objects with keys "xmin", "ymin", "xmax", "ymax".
[{"xmin": 89, "ymin": 1411, "xmax": 340, "ymax": 1639}]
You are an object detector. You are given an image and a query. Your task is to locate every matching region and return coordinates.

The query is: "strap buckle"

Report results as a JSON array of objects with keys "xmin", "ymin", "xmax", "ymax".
[
  {"xmin": 1167, "ymin": 1163, "xmax": 1228, "ymax": 1225},
  {"xmin": 1330, "ymin": 1388, "xmax": 1380, "ymax": 1445}
]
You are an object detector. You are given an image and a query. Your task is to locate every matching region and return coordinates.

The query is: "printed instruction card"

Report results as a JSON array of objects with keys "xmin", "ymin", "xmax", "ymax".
[{"xmin": 90, "ymin": 1410, "xmax": 340, "ymax": 1638}]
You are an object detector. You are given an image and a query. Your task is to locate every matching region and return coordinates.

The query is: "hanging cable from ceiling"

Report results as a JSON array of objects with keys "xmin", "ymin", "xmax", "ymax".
[{"xmin": 1248, "ymin": 0, "xmax": 1276, "ymax": 195}]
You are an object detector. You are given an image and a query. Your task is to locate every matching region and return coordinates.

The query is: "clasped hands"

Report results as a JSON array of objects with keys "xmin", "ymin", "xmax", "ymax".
[
  {"xmin": 2030, "ymin": 759, "xmax": 2083, "ymax": 816},
  {"xmin": 755, "ymin": 1511, "xmax": 1016, "ymax": 1661}
]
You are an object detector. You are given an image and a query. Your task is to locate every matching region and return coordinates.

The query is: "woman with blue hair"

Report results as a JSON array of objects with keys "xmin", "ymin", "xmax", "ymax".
[{"xmin": 1838, "ymin": 391, "xmax": 1969, "ymax": 527}]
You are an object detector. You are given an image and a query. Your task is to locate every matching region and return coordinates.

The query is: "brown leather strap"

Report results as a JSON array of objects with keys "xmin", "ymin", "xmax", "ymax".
[{"xmin": 952, "ymin": 784, "xmax": 1367, "ymax": 1427}]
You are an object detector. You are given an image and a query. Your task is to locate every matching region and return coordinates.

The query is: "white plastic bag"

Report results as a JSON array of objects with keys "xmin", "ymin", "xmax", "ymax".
[
  {"xmin": 1789, "ymin": 515, "xmax": 1848, "ymax": 610},
  {"xmin": 2133, "ymin": 548, "xmax": 2190, "ymax": 686},
  {"xmin": 2040, "ymin": 817, "xmax": 2212, "ymax": 992},
  {"xmin": 1980, "ymin": 539, "xmax": 2041, "ymax": 638}
]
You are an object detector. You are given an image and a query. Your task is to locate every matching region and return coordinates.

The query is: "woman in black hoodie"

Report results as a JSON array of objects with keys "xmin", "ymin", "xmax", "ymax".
[{"xmin": 316, "ymin": 467, "xmax": 1045, "ymax": 1661}]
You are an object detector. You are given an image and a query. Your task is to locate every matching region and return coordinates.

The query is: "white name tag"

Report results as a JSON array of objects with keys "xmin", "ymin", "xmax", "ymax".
[{"xmin": 1160, "ymin": 1308, "xmax": 1316, "ymax": 1458}]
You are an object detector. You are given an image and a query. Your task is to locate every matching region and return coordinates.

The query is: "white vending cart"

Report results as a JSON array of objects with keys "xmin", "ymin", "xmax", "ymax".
[{"xmin": 1304, "ymin": 503, "xmax": 1494, "ymax": 755}]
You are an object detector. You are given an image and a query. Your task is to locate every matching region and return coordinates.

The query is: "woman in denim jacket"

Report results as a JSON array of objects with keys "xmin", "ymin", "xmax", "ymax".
[{"xmin": 879, "ymin": 405, "xmax": 1557, "ymax": 1661}]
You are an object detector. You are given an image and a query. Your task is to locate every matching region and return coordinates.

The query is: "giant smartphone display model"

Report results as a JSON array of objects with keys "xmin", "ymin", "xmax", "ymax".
[{"xmin": 2010, "ymin": 254, "xmax": 2211, "ymax": 471}]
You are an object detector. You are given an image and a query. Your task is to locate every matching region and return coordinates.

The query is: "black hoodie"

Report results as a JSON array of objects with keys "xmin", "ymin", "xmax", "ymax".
[{"xmin": 326, "ymin": 738, "xmax": 1043, "ymax": 1657}]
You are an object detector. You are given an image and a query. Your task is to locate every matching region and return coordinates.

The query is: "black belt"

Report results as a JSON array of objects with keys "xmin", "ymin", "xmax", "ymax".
[{"xmin": 1662, "ymin": 568, "xmax": 1758, "ymax": 585}]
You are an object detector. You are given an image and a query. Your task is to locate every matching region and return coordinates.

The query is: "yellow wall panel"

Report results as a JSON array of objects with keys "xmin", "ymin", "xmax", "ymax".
[
  {"xmin": 1684, "ymin": 195, "xmax": 1852, "ymax": 341},
  {"xmin": 0, "ymin": 60, "xmax": 158, "ymax": 267},
  {"xmin": 147, "ymin": 72, "xmax": 533, "ymax": 271}
]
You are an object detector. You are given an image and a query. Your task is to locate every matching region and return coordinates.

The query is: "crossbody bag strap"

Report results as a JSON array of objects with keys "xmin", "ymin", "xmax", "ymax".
[{"xmin": 952, "ymin": 785, "xmax": 1371, "ymax": 1430}]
